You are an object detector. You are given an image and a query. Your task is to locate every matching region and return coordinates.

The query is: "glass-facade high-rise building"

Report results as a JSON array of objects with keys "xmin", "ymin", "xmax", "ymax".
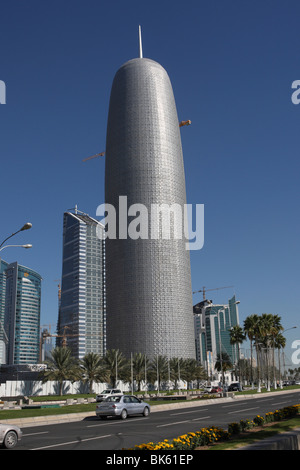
[
  {"xmin": 1, "ymin": 261, "xmax": 42, "ymax": 365},
  {"xmin": 0, "ymin": 259, "xmax": 8, "ymax": 363},
  {"xmin": 57, "ymin": 209, "xmax": 106, "ymax": 359},
  {"xmin": 194, "ymin": 296, "xmax": 240, "ymax": 376}
]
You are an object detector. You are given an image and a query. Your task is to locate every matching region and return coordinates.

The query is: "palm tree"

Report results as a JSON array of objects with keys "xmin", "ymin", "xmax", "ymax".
[
  {"xmin": 258, "ymin": 314, "xmax": 283, "ymax": 391},
  {"xmin": 181, "ymin": 358, "xmax": 207, "ymax": 388},
  {"xmin": 244, "ymin": 314, "xmax": 260, "ymax": 388},
  {"xmin": 257, "ymin": 314, "xmax": 273, "ymax": 390},
  {"xmin": 148, "ymin": 355, "xmax": 168, "ymax": 392},
  {"xmin": 273, "ymin": 332, "xmax": 286, "ymax": 388},
  {"xmin": 180, "ymin": 358, "xmax": 197, "ymax": 386},
  {"xmin": 41, "ymin": 347, "xmax": 81, "ymax": 396},
  {"xmin": 215, "ymin": 351, "xmax": 232, "ymax": 386},
  {"xmin": 229, "ymin": 325, "xmax": 245, "ymax": 382},
  {"xmin": 269, "ymin": 315, "xmax": 283, "ymax": 389},
  {"xmin": 169, "ymin": 357, "xmax": 181, "ymax": 390},
  {"xmin": 102, "ymin": 349, "xmax": 128, "ymax": 388},
  {"xmin": 194, "ymin": 362, "xmax": 208, "ymax": 388},
  {"xmin": 131, "ymin": 353, "xmax": 150, "ymax": 391},
  {"xmin": 80, "ymin": 352, "xmax": 109, "ymax": 394}
]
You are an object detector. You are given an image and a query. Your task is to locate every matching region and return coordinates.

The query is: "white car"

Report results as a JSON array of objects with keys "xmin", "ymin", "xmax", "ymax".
[
  {"xmin": 96, "ymin": 388, "xmax": 122, "ymax": 402},
  {"xmin": 0, "ymin": 423, "xmax": 22, "ymax": 448},
  {"xmin": 96, "ymin": 395, "xmax": 150, "ymax": 419}
]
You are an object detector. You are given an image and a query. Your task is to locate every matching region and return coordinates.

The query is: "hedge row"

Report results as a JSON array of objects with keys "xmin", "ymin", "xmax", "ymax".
[
  {"xmin": 228, "ymin": 404, "xmax": 300, "ymax": 434},
  {"xmin": 126, "ymin": 404, "xmax": 300, "ymax": 450}
]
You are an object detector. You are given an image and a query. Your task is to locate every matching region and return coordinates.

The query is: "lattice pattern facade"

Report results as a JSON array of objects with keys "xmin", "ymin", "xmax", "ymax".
[{"xmin": 105, "ymin": 58, "xmax": 195, "ymax": 359}]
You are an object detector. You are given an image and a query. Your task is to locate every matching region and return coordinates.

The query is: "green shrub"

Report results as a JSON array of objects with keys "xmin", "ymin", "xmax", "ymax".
[
  {"xmin": 253, "ymin": 415, "xmax": 265, "ymax": 426},
  {"xmin": 239, "ymin": 418, "xmax": 255, "ymax": 431},
  {"xmin": 265, "ymin": 411, "xmax": 275, "ymax": 423},
  {"xmin": 228, "ymin": 422, "xmax": 241, "ymax": 435}
]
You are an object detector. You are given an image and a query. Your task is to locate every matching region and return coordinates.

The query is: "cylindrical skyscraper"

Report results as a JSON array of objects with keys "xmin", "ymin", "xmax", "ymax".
[{"xmin": 105, "ymin": 42, "xmax": 195, "ymax": 359}]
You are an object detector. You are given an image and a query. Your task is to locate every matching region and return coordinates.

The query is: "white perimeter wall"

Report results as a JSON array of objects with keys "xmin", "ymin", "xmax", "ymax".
[
  {"xmin": 0, "ymin": 380, "xmax": 189, "ymax": 398},
  {"xmin": 0, "ymin": 381, "xmax": 130, "ymax": 398}
]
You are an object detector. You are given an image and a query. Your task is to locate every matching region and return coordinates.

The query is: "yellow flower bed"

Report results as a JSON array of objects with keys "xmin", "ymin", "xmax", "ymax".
[{"xmin": 126, "ymin": 427, "xmax": 230, "ymax": 450}]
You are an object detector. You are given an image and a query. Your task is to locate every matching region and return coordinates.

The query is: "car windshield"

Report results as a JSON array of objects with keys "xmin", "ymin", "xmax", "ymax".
[
  {"xmin": 100, "ymin": 390, "xmax": 111, "ymax": 394},
  {"xmin": 105, "ymin": 396, "xmax": 121, "ymax": 402}
]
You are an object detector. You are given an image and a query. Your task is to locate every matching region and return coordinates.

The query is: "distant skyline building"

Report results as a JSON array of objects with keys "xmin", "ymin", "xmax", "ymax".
[
  {"xmin": 0, "ymin": 259, "xmax": 8, "ymax": 363},
  {"xmin": 105, "ymin": 28, "xmax": 195, "ymax": 359},
  {"xmin": 1, "ymin": 260, "xmax": 42, "ymax": 365},
  {"xmin": 193, "ymin": 295, "xmax": 240, "ymax": 377},
  {"xmin": 57, "ymin": 208, "xmax": 106, "ymax": 359},
  {"xmin": 40, "ymin": 328, "xmax": 53, "ymax": 362}
]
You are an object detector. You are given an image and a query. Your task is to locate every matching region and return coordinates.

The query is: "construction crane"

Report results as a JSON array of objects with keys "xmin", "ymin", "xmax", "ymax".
[
  {"xmin": 179, "ymin": 120, "xmax": 191, "ymax": 127},
  {"xmin": 82, "ymin": 151, "xmax": 105, "ymax": 162},
  {"xmin": 192, "ymin": 285, "xmax": 234, "ymax": 301},
  {"xmin": 0, "ymin": 320, "xmax": 8, "ymax": 344},
  {"xmin": 41, "ymin": 326, "xmax": 79, "ymax": 348},
  {"xmin": 82, "ymin": 121, "xmax": 191, "ymax": 163},
  {"xmin": 54, "ymin": 279, "xmax": 61, "ymax": 301}
]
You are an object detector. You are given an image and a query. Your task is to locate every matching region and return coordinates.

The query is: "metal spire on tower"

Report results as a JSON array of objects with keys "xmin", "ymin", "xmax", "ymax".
[{"xmin": 139, "ymin": 25, "xmax": 143, "ymax": 58}]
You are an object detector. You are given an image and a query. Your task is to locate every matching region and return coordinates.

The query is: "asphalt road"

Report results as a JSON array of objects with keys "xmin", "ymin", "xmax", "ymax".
[{"xmin": 8, "ymin": 389, "xmax": 300, "ymax": 451}]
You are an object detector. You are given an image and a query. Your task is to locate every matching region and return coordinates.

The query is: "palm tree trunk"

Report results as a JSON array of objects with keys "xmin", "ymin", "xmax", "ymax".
[
  {"xmin": 59, "ymin": 380, "xmax": 63, "ymax": 396},
  {"xmin": 250, "ymin": 340, "xmax": 254, "ymax": 389},
  {"xmin": 278, "ymin": 348, "xmax": 282, "ymax": 389},
  {"xmin": 256, "ymin": 345, "xmax": 261, "ymax": 392},
  {"xmin": 273, "ymin": 345, "xmax": 277, "ymax": 389}
]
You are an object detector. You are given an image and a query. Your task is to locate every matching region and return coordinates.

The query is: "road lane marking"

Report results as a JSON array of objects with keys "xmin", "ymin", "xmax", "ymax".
[
  {"xmin": 31, "ymin": 434, "xmax": 112, "ymax": 450},
  {"xmin": 22, "ymin": 431, "xmax": 49, "ymax": 437},
  {"xmin": 228, "ymin": 407, "xmax": 259, "ymax": 414},
  {"xmin": 254, "ymin": 397, "xmax": 274, "ymax": 401},
  {"xmin": 192, "ymin": 416, "xmax": 211, "ymax": 421},
  {"xmin": 170, "ymin": 409, "xmax": 209, "ymax": 416},
  {"xmin": 222, "ymin": 403, "xmax": 246, "ymax": 408},
  {"xmin": 222, "ymin": 398, "xmax": 274, "ymax": 408},
  {"xmin": 157, "ymin": 420, "xmax": 190, "ymax": 428},
  {"xmin": 272, "ymin": 401, "xmax": 290, "ymax": 406},
  {"xmin": 87, "ymin": 418, "xmax": 144, "ymax": 428}
]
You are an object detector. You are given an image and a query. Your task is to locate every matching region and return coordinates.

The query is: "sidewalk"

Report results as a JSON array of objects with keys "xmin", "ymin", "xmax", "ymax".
[{"xmin": 237, "ymin": 427, "xmax": 300, "ymax": 450}]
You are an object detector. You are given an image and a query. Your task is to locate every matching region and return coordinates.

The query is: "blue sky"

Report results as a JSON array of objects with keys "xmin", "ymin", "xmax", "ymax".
[{"xmin": 0, "ymin": 0, "xmax": 299, "ymax": 364}]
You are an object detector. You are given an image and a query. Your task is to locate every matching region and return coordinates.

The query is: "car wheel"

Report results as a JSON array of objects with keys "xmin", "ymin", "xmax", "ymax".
[
  {"xmin": 120, "ymin": 409, "xmax": 127, "ymax": 420},
  {"xmin": 143, "ymin": 406, "xmax": 150, "ymax": 417},
  {"xmin": 3, "ymin": 431, "xmax": 18, "ymax": 449}
]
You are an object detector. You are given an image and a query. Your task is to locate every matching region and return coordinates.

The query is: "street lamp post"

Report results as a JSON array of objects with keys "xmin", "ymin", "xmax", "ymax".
[
  {"xmin": 217, "ymin": 310, "xmax": 224, "ymax": 389},
  {"xmin": 0, "ymin": 222, "xmax": 32, "ymax": 249}
]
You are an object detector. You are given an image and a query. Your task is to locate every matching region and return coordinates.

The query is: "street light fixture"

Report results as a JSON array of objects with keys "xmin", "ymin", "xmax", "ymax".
[
  {"xmin": 0, "ymin": 244, "xmax": 32, "ymax": 252},
  {"xmin": 20, "ymin": 223, "xmax": 32, "ymax": 232},
  {"xmin": 0, "ymin": 222, "xmax": 32, "ymax": 249}
]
